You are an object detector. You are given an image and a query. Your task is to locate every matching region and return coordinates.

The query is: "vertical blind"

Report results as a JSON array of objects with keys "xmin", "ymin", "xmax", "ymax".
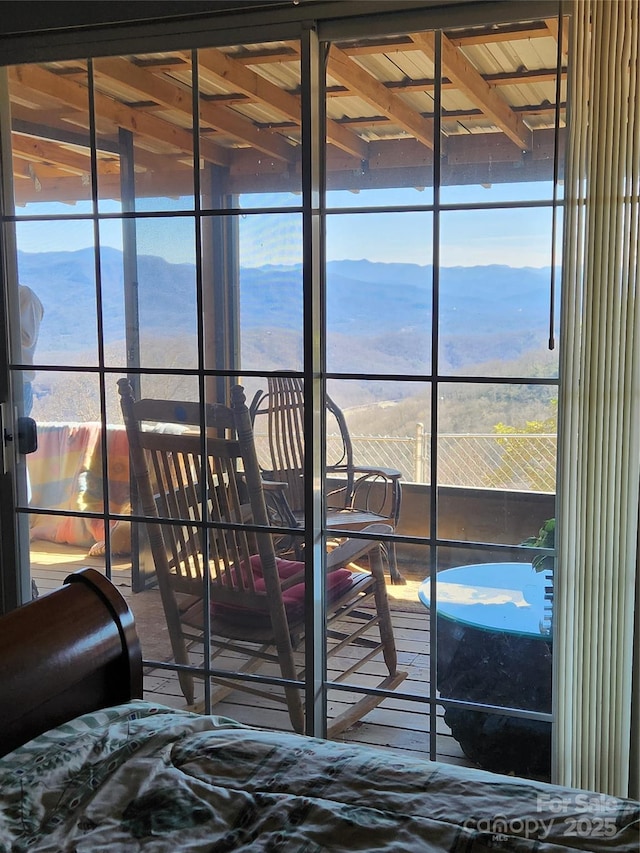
[{"xmin": 557, "ymin": 0, "xmax": 640, "ymax": 798}]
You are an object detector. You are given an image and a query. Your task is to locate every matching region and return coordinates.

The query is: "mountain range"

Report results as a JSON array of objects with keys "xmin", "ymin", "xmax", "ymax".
[{"xmin": 18, "ymin": 247, "xmax": 559, "ymax": 375}]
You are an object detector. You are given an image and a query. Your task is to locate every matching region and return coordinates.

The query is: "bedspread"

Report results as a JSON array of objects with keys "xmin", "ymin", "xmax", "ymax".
[{"xmin": 0, "ymin": 701, "xmax": 637, "ymax": 852}]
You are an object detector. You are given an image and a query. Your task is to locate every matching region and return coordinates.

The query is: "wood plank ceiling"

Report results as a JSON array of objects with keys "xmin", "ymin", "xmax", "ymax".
[{"xmin": 6, "ymin": 16, "xmax": 567, "ymax": 205}]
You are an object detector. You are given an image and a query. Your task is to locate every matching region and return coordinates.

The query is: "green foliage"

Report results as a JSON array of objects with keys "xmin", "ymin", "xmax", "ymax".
[
  {"xmin": 485, "ymin": 400, "xmax": 557, "ymax": 492},
  {"xmin": 522, "ymin": 517, "xmax": 556, "ymax": 572}
]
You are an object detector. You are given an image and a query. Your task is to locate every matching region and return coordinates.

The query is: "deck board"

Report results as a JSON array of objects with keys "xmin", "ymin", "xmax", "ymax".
[{"xmin": 29, "ymin": 540, "xmax": 472, "ymax": 769}]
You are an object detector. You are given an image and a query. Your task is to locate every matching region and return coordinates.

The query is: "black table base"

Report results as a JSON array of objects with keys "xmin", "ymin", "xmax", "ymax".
[{"xmin": 438, "ymin": 616, "xmax": 552, "ymax": 780}]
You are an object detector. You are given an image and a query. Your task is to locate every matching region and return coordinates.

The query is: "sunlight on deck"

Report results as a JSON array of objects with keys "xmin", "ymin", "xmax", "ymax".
[{"xmin": 29, "ymin": 540, "xmax": 470, "ymax": 768}]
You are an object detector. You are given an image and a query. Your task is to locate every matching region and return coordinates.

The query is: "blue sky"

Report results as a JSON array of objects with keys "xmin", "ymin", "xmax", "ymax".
[{"xmin": 14, "ymin": 182, "xmax": 559, "ymax": 268}]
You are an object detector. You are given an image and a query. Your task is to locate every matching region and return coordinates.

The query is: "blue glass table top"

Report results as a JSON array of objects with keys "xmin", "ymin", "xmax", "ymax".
[{"xmin": 418, "ymin": 562, "xmax": 553, "ymax": 638}]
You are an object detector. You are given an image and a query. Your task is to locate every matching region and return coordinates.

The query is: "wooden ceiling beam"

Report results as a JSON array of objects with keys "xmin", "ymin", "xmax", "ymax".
[
  {"xmin": 197, "ymin": 47, "xmax": 367, "ymax": 160},
  {"xmin": 544, "ymin": 16, "xmax": 570, "ymax": 59},
  {"xmin": 448, "ymin": 22, "xmax": 550, "ymax": 46},
  {"xmin": 12, "ymin": 134, "xmax": 98, "ymax": 176},
  {"xmin": 197, "ymin": 48, "xmax": 300, "ymax": 120},
  {"xmin": 409, "ymin": 31, "xmax": 532, "ymax": 151},
  {"xmin": 228, "ymin": 43, "xmax": 300, "ymax": 65},
  {"xmin": 13, "ymin": 167, "xmax": 197, "ymax": 206},
  {"xmin": 10, "ymin": 104, "xmax": 98, "ymax": 149},
  {"xmin": 8, "ymin": 64, "xmax": 231, "ymax": 168},
  {"xmin": 13, "ymin": 124, "xmax": 561, "ymax": 204},
  {"xmin": 332, "ymin": 101, "xmax": 562, "ymax": 132},
  {"xmin": 328, "ymin": 66, "xmax": 564, "ymax": 98},
  {"xmin": 228, "ymin": 24, "xmax": 551, "ymax": 66},
  {"xmin": 199, "ymin": 101, "xmax": 296, "ymax": 161},
  {"xmin": 226, "ymin": 133, "xmax": 560, "ymax": 196},
  {"xmin": 94, "ymin": 57, "xmax": 192, "ymax": 113},
  {"xmin": 327, "ymin": 45, "xmax": 435, "ymax": 151},
  {"xmin": 337, "ymin": 38, "xmax": 417, "ymax": 57},
  {"xmin": 133, "ymin": 57, "xmax": 190, "ymax": 72},
  {"xmin": 94, "ymin": 56, "xmax": 297, "ymax": 163},
  {"xmin": 25, "ymin": 107, "xmax": 198, "ymax": 173}
]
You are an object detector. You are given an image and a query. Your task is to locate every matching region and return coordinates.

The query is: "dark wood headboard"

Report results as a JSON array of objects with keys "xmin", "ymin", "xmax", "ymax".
[{"xmin": 0, "ymin": 568, "xmax": 142, "ymax": 757}]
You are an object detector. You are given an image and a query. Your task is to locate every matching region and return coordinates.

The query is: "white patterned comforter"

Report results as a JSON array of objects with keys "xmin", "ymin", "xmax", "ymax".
[{"xmin": 0, "ymin": 701, "xmax": 637, "ymax": 852}]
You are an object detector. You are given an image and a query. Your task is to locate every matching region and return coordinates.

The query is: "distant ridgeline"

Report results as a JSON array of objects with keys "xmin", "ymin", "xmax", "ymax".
[{"xmin": 18, "ymin": 248, "xmax": 559, "ymax": 377}]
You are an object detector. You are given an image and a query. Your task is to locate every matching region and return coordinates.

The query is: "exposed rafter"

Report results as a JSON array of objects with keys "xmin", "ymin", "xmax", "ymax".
[
  {"xmin": 197, "ymin": 47, "xmax": 367, "ymax": 159},
  {"xmin": 327, "ymin": 45, "xmax": 435, "ymax": 151},
  {"xmin": 12, "ymin": 134, "xmax": 100, "ymax": 176},
  {"xmin": 93, "ymin": 57, "xmax": 296, "ymax": 163},
  {"xmin": 449, "ymin": 21, "xmax": 550, "ymax": 46},
  {"xmin": 409, "ymin": 31, "xmax": 532, "ymax": 151},
  {"xmin": 230, "ymin": 23, "xmax": 553, "ymax": 65},
  {"xmin": 544, "ymin": 16, "xmax": 570, "ymax": 59},
  {"xmin": 327, "ymin": 66, "xmax": 566, "ymax": 98},
  {"xmin": 9, "ymin": 64, "xmax": 231, "ymax": 168}
]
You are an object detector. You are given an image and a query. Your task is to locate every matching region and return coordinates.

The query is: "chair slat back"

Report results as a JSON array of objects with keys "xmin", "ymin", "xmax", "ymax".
[
  {"xmin": 265, "ymin": 376, "xmax": 306, "ymax": 512},
  {"xmin": 118, "ymin": 380, "xmax": 284, "ymax": 619},
  {"xmin": 262, "ymin": 376, "xmax": 354, "ymax": 514}
]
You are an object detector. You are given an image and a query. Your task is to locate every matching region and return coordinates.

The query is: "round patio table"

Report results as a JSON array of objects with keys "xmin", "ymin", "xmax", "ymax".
[{"xmin": 419, "ymin": 562, "xmax": 553, "ymax": 778}]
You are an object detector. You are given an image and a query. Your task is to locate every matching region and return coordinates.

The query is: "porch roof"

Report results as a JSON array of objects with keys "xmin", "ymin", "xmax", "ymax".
[{"xmin": 7, "ymin": 14, "xmax": 566, "ymax": 204}]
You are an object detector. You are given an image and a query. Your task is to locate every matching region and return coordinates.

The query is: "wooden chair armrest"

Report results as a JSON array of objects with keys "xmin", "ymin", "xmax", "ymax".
[
  {"xmin": 350, "ymin": 465, "xmax": 402, "ymax": 481},
  {"xmin": 326, "ymin": 523, "xmax": 393, "ymax": 570},
  {"xmin": 262, "ymin": 480, "xmax": 289, "ymax": 492},
  {"xmin": 328, "ymin": 464, "xmax": 401, "ymax": 482}
]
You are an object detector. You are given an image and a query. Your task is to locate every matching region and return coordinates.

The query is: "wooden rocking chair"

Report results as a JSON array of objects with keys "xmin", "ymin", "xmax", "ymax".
[
  {"xmin": 118, "ymin": 379, "xmax": 407, "ymax": 736},
  {"xmin": 250, "ymin": 375, "xmax": 405, "ymax": 583}
]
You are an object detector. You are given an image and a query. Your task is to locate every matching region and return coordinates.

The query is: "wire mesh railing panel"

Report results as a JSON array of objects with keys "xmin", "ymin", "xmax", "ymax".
[
  {"xmin": 344, "ymin": 432, "xmax": 556, "ymax": 492},
  {"xmin": 254, "ymin": 431, "xmax": 557, "ymax": 492}
]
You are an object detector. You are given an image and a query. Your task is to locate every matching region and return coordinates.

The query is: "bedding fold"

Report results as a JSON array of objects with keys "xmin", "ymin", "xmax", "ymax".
[{"xmin": 1, "ymin": 701, "xmax": 637, "ymax": 852}]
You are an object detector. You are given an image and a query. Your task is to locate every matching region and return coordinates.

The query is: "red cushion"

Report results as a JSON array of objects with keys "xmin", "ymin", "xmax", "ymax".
[{"xmin": 212, "ymin": 557, "xmax": 353, "ymax": 626}]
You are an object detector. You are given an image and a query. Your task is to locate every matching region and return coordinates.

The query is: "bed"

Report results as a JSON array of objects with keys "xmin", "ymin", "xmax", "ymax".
[{"xmin": 0, "ymin": 569, "xmax": 638, "ymax": 852}]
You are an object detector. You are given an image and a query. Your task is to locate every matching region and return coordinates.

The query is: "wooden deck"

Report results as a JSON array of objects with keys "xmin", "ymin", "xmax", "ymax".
[{"xmin": 29, "ymin": 540, "xmax": 471, "ymax": 768}]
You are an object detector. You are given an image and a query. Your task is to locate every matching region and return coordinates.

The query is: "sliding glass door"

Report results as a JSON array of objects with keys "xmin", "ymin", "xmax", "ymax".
[
  {"xmin": 320, "ymin": 16, "xmax": 563, "ymax": 774},
  {"xmin": 0, "ymin": 2, "xmax": 565, "ymax": 779}
]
